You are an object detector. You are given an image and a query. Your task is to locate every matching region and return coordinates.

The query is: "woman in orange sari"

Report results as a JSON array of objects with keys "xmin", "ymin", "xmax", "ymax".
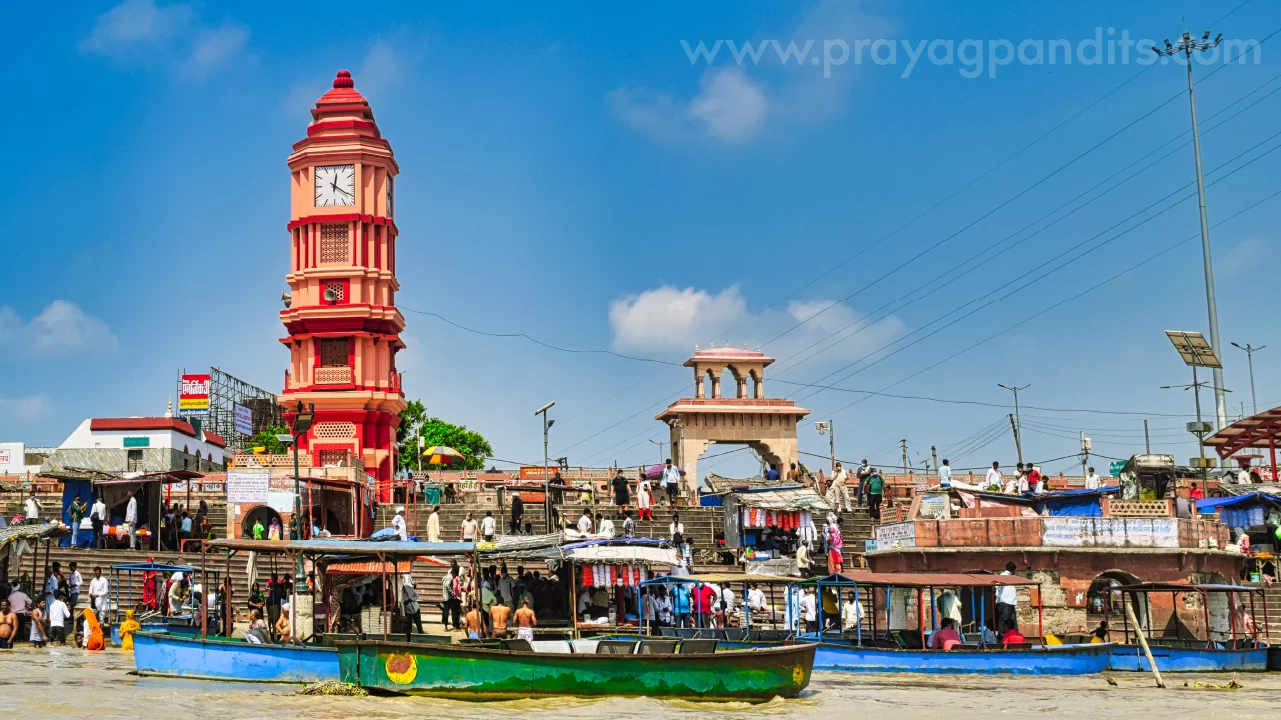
[{"xmin": 82, "ymin": 607, "xmax": 106, "ymax": 651}]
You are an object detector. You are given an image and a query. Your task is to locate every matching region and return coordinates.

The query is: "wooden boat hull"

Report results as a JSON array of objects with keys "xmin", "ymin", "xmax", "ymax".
[
  {"xmin": 133, "ymin": 631, "xmax": 340, "ymax": 684},
  {"xmin": 812, "ymin": 642, "xmax": 1113, "ymax": 675},
  {"xmin": 1108, "ymin": 644, "xmax": 1269, "ymax": 672},
  {"xmin": 338, "ymin": 639, "xmax": 816, "ymax": 701}
]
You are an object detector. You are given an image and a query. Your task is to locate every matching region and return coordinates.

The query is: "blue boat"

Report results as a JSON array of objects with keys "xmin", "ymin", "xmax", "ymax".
[
  {"xmin": 1106, "ymin": 582, "xmax": 1271, "ymax": 672},
  {"xmin": 812, "ymin": 640, "xmax": 1114, "ymax": 674},
  {"xmin": 133, "ymin": 632, "xmax": 341, "ymax": 683}
]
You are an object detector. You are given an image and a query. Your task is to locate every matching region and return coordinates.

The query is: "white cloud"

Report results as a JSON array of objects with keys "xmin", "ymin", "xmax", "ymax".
[
  {"xmin": 0, "ymin": 395, "xmax": 52, "ymax": 421},
  {"xmin": 79, "ymin": 0, "xmax": 247, "ymax": 79},
  {"xmin": 610, "ymin": 68, "xmax": 768, "ymax": 145},
  {"xmin": 610, "ymin": 286, "xmax": 749, "ymax": 351},
  {"xmin": 1218, "ymin": 236, "xmax": 1268, "ymax": 278},
  {"xmin": 181, "ymin": 21, "xmax": 249, "ymax": 79},
  {"xmin": 608, "ymin": 285, "xmax": 904, "ymax": 365},
  {"xmin": 0, "ymin": 301, "xmax": 119, "ymax": 358},
  {"xmin": 79, "ymin": 0, "xmax": 194, "ymax": 56}
]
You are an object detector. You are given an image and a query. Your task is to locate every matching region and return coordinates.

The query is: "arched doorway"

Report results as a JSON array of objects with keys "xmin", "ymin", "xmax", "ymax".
[
  {"xmin": 241, "ymin": 506, "xmax": 282, "ymax": 539},
  {"xmin": 1086, "ymin": 570, "xmax": 1141, "ymax": 632}
]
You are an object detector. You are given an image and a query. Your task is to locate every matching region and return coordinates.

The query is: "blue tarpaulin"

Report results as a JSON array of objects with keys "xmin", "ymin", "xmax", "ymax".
[
  {"xmin": 1194, "ymin": 492, "xmax": 1281, "ymax": 512},
  {"xmin": 60, "ymin": 480, "xmax": 94, "ymax": 547}
]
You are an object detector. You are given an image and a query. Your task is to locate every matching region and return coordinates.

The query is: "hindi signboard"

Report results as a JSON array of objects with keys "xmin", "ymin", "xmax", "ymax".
[
  {"xmin": 234, "ymin": 403, "xmax": 253, "ymax": 436},
  {"xmin": 226, "ymin": 471, "xmax": 269, "ymax": 504},
  {"xmin": 179, "ymin": 373, "xmax": 211, "ymax": 413},
  {"xmin": 875, "ymin": 521, "xmax": 917, "ymax": 549}
]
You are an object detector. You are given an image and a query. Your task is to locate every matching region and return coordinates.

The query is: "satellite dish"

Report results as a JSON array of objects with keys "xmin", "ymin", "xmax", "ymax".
[
  {"xmin": 281, "ymin": 291, "xmax": 292, "ymax": 308},
  {"xmin": 323, "ymin": 287, "xmax": 338, "ymax": 303}
]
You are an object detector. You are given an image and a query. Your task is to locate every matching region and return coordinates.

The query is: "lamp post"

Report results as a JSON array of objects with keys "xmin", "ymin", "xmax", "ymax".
[
  {"xmin": 535, "ymin": 402, "xmax": 555, "ymax": 482},
  {"xmin": 289, "ymin": 401, "xmax": 315, "ymax": 540},
  {"xmin": 815, "ymin": 420, "xmax": 834, "ymax": 472},
  {"xmin": 649, "ymin": 438, "xmax": 666, "ymax": 465},
  {"xmin": 1231, "ymin": 342, "xmax": 1265, "ymax": 415},
  {"xmin": 1155, "ymin": 30, "xmax": 1228, "ymax": 430}
]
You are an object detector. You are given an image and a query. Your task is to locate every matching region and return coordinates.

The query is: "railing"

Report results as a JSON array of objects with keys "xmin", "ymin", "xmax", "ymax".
[
  {"xmin": 229, "ymin": 451, "xmax": 365, "ymax": 475},
  {"xmin": 315, "ymin": 366, "xmax": 353, "ymax": 384}
]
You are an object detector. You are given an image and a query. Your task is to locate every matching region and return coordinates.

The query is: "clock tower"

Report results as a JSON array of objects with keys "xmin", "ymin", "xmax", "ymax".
[{"xmin": 279, "ymin": 69, "xmax": 406, "ymax": 500}]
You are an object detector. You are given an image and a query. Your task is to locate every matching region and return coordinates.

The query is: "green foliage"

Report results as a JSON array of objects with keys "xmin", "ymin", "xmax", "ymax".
[
  {"xmin": 397, "ymin": 401, "xmax": 493, "ymax": 471},
  {"xmin": 246, "ymin": 424, "xmax": 291, "ymax": 455}
]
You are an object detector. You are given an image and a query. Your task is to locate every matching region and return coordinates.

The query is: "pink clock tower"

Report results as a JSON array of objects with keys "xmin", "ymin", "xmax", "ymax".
[{"xmin": 279, "ymin": 69, "xmax": 406, "ymax": 500}]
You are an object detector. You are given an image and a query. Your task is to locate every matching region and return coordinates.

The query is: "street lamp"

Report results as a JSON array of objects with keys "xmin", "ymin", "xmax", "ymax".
[
  {"xmin": 815, "ymin": 420, "xmax": 834, "ymax": 472},
  {"xmin": 290, "ymin": 400, "xmax": 315, "ymax": 540},
  {"xmin": 1231, "ymin": 342, "xmax": 1266, "ymax": 415},
  {"xmin": 535, "ymin": 402, "xmax": 555, "ymax": 483}
]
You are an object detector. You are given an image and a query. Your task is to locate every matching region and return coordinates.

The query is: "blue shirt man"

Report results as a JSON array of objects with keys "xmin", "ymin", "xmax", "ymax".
[{"xmin": 938, "ymin": 460, "xmax": 952, "ymax": 487}]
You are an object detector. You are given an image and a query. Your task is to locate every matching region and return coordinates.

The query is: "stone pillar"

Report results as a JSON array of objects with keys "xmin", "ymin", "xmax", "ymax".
[
  {"xmin": 754, "ymin": 375, "xmax": 764, "ymax": 398},
  {"xmin": 694, "ymin": 368, "xmax": 705, "ymax": 398},
  {"xmin": 710, "ymin": 371, "xmax": 722, "ymax": 399}
]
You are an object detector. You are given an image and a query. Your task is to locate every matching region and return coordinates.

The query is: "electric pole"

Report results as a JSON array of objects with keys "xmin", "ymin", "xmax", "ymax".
[
  {"xmin": 1079, "ymin": 431, "xmax": 1091, "ymax": 482},
  {"xmin": 931, "ymin": 445, "xmax": 939, "ymax": 477},
  {"xmin": 999, "ymin": 384, "xmax": 1029, "ymax": 465},
  {"xmin": 1156, "ymin": 30, "xmax": 1228, "ymax": 430},
  {"xmin": 901, "ymin": 439, "xmax": 909, "ymax": 478},
  {"xmin": 815, "ymin": 421, "xmax": 835, "ymax": 472},
  {"xmin": 649, "ymin": 438, "xmax": 666, "ymax": 465},
  {"xmin": 1231, "ymin": 342, "xmax": 1265, "ymax": 415},
  {"xmin": 1143, "ymin": 419, "xmax": 1151, "ymax": 455}
]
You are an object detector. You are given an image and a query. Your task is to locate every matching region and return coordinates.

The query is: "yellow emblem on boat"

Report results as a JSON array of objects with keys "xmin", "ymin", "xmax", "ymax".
[
  {"xmin": 793, "ymin": 664, "xmax": 804, "ymax": 685},
  {"xmin": 385, "ymin": 653, "xmax": 418, "ymax": 685}
]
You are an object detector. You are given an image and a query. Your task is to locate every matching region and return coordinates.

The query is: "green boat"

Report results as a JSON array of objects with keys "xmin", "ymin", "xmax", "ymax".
[{"xmin": 336, "ymin": 637, "xmax": 816, "ymax": 701}]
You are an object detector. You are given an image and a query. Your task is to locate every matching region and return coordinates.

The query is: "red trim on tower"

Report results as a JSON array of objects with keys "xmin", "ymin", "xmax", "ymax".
[
  {"xmin": 286, "ymin": 214, "xmax": 397, "ymax": 234},
  {"xmin": 307, "ymin": 120, "xmax": 377, "ymax": 136}
]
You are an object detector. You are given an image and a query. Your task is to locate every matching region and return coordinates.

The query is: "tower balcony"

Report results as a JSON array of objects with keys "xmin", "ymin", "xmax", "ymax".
[
  {"xmin": 315, "ymin": 366, "xmax": 354, "ymax": 385},
  {"xmin": 284, "ymin": 368, "xmax": 403, "ymax": 393}
]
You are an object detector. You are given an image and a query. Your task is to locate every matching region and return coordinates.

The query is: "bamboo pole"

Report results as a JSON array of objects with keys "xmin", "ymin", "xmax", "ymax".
[{"xmin": 1124, "ymin": 597, "xmax": 1165, "ymax": 688}]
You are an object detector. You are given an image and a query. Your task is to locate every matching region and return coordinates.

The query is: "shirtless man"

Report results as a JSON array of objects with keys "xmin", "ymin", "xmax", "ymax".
[
  {"xmin": 463, "ymin": 600, "xmax": 485, "ymax": 640},
  {"xmin": 513, "ymin": 598, "xmax": 537, "ymax": 642},
  {"xmin": 275, "ymin": 607, "xmax": 293, "ymax": 643},
  {"xmin": 489, "ymin": 600, "xmax": 511, "ymax": 638},
  {"xmin": 0, "ymin": 600, "xmax": 16, "ymax": 649}
]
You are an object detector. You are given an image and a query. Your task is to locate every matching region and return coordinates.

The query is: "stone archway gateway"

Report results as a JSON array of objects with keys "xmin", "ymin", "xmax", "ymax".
[{"xmin": 657, "ymin": 345, "xmax": 810, "ymax": 496}]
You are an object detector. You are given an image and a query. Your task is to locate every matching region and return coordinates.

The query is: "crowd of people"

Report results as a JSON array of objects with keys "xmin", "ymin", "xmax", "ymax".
[{"xmin": 2, "ymin": 562, "xmax": 112, "ymax": 650}]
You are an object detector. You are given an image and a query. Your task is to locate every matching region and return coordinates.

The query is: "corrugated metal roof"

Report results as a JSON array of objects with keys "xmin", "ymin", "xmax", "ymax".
[
  {"xmin": 728, "ymin": 486, "xmax": 830, "ymax": 511},
  {"xmin": 0, "ymin": 522, "xmax": 70, "ymax": 553}
]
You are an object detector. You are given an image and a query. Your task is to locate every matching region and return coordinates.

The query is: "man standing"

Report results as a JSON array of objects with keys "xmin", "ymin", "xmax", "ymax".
[
  {"xmin": 986, "ymin": 462, "xmax": 1003, "ymax": 492},
  {"xmin": 1084, "ymin": 466, "xmax": 1101, "ymax": 490},
  {"xmin": 463, "ymin": 600, "xmax": 485, "ymax": 640},
  {"xmin": 827, "ymin": 462, "xmax": 848, "ymax": 509},
  {"xmin": 426, "ymin": 505, "xmax": 442, "ymax": 543},
  {"xmin": 621, "ymin": 510, "xmax": 635, "ymax": 539},
  {"xmin": 509, "ymin": 493, "xmax": 524, "ymax": 536},
  {"xmin": 765, "ymin": 464, "xmax": 781, "ymax": 481},
  {"xmin": 459, "ymin": 512, "xmax": 478, "ymax": 542},
  {"xmin": 391, "ymin": 506, "xmax": 408, "ymax": 541},
  {"xmin": 69, "ymin": 495, "xmax": 87, "ymax": 548},
  {"xmin": 24, "ymin": 489, "xmax": 41, "ymax": 525},
  {"xmin": 800, "ymin": 587, "xmax": 818, "ymax": 633},
  {"xmin": 88, "ymin": 567, "xmax": 109, "ymax": 621},
  {"xmin": 44, "ymin": 562, "xmax": 63, "ymax": 618},
  {"xmin": 47, "ymin": 592, "xmax": 70, "ymax": 645},
  {"xmin": 480, "ymin": 511, "xmax": 497, "ymax": 542},
  {"xmin": 513, "ymin": 598, "xmax": 537, "ymax": 641},
  {"xmin": 401, "ymin": 576, "xmax": 423, "ymax": 634},
  {"xmin": 938, "ymin": 459, "xmax": 952, "ymax": 488},
  {"xmin": 0, "ymin": 600, "xmax": 16, "ymax": 649},
  {"xmin": 662, "ymin": 459, "xmax": 681, "ymax": 507},
  {"xmin": 576, "ymin": 509, "xmax": 594, "ymax": 536},
  {"xmin": 67, "ymin": 562, "xmax": 82, "ymax": 611},
  {"xmin": 441, "ymin": 563, "xmax": 462, "ymax": 631},
  {"xmin": 90, "ymin": 495, "xmax": 107, "ymax": 549},
  {"xmin": 786, "ymin": 463, "xmax": 801, "ymax": 484},
  {"xmin": 611, "ymin": 469, "xmax": 630, "ymax": 510},
  {"xmin": 866, "ymin": 469, "xmax": 885, "ymax": 521},
  {"xmin": 124, "ymin": 492, "xmax": 139, "ymax": 550},
  {"xmin": 855, "ymin": 460, "xmax": 872, "ymax": 508},
  {"xmin": 489, "ymin": 597, "xmax": 511, "ymax": 638},
  {"xmin": 996, "ymin": 561, "xmax": 1019, "ymax": 633}
]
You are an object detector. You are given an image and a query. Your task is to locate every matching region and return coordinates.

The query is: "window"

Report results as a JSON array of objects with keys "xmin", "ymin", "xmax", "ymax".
[
  {"xmin": 127, "ymin": 449, "xmax": 144, "ymax": 472},
  {"xmin": 320, "ymin": 337, "xmax": 349, "ymax": 367},
  {"xmin": 319, "ymin": 224, "xmax": 349, "ymax": 263},
  {"xmin": 324, "ymin": 281, "xmax": 345, "ymax": 302}
]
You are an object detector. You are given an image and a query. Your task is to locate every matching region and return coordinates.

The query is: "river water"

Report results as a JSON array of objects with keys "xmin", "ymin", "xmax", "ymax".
[{"xmin": 3, "ymin": 645, "xmax": 1280, "ymax": 719}]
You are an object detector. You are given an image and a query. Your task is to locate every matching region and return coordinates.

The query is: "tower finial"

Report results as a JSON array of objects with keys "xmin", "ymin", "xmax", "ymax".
[{"xmin": 334, "ymin": 69, "xmax": 354, "ymax": 89}]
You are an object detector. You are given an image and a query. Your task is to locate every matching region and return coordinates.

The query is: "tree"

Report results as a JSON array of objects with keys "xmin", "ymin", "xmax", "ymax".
[
  {"xmin": 397, "ymin": 401, "xmax": 493, "ymax": 471},
  {"xmin": 246, "ymin": 424, "xmax": 291, "ymax": 455}
]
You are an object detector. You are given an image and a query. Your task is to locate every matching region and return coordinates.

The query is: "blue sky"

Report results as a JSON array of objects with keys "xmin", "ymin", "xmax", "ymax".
[{"xmin": 3, "ymin": 1, "xmax": 1279, "ymax": 479}]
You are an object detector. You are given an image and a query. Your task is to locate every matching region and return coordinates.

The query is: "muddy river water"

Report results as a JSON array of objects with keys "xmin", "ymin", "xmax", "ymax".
[{"xmin": 4, "ymin": 645, "xmax": 1280, "ymax": 719}]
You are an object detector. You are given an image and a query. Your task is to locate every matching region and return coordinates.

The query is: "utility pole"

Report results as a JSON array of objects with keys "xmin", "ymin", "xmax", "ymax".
[
  {"xmin": 1156, "ymin": 30, "xmax": 1228, "ymax": 430},
  {"xmin": 1079, "ymin": 431, "xmax": 1091, "ymax": 482},
  {"xmin": 1008, "ymin": 414, "xmax": 1023, "ymax": 466},
  {"xmin": 999, "ymin": 384, "xmax": 1029, "ymax": 464},
  {"xmin": 649, "ymin": 438, "xmax": 666, "ymax": 465},
  {"xmin": 535, "ymin": 401, "xmax": 556, "ymax": 482},
  {"xmin": 815, "ymin": 421, "xmax": 835, "ymax": 472},
  {"xmin": 1143, "ymin": 419, "xmax": 1151, "ymax": 455},
  {"xmin": 931, "ymin": 445, "xmax": 939, "ymax": 476},
  {"xmin": 1231, "ymin": 342, "xmax": 1265, "ymax": 415},
  {"xmin": 900, "ymin": 439, "xmax": 909, "ymax": 478}
]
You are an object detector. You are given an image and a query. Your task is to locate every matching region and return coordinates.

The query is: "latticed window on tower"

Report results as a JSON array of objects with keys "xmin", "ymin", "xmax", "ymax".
[
  {"xmin": 320, "ymin": 337, "xmax": 348, "ymax": 367},
  {"xmin": 318, "ymin": 449, "xmax": 349, "ymax": 467},
  {"xmin": 319, "ymin": 223, "xmax": 349, "ymax": 263},
  {"xmin": 324, "ymin": 281, "xmax": 345, "ymax": 302}
]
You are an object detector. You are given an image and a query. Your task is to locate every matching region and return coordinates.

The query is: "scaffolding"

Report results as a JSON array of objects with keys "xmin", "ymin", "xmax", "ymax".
[{"xmin": 207, "ymin": 367, "xmax": 283, "ymax": 454}]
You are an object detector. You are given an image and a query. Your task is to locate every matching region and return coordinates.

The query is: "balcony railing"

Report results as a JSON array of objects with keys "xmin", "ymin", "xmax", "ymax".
[{"xmin": 315, "ymin": 366, "xmax": 353, "ymax": 385}]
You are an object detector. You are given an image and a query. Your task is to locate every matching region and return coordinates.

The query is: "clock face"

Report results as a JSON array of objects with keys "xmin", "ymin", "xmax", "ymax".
[
  {"xmin": 386, "ymin": 176, "xmax": 394, "ymax": 217},
  {"xmin": 314, "ymin": 164, "xmax": 355, "ymax": 207}
]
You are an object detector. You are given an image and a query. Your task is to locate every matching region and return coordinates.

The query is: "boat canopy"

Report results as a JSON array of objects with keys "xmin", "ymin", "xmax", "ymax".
[
  {"xmin": 1110, "ymin": 582, "xmax": 1265, "ymax": 594},
  {"xmin": 799, "ymin": 572, "xmax": 1040, "ymax": 588}
]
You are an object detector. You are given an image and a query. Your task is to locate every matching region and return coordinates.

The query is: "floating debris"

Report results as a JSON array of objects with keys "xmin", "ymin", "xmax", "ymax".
[
  {"xmin": 1181, "ymin": 678, "xmax": 1242, "ymax": 691},
  {"xmin": 296, "ymin": 680, "xmax": 368, "ymax": 696}
]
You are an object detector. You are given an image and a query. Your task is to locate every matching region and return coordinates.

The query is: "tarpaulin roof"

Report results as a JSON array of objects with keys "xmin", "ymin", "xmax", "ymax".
[
  {"xmin": 1193, "ymin": 492, "xmax": 1281, "ymax": 512},
  {"xmin": 324, "ymin": 558, "xmax": 416, "ymax": 575},
  {"xmin": 641, "ymin": 572, "xmax": 794, "ymax": 586},
  {"xmin": 1111, "ymin": 582, "xmax": 1264, "ymax": 594},
  {"xmin": 0, "ymin": 523, "xmax": 70, "ymax": 553},
  {"xmin": 564, "ymin": 543, "xmax": 680, "ymax": 566},
  {"xmin": 703, "ymin": 474, "xmax": 793, "ymax": 494},
  {"xmin": 206, "ymin": 538, "xmax": 477, "ymax": 556},
  {"xmin": 799, "ymin": 572, "xmax": 1039, "ymax": 588},
  {"xmin": 727, "ymin": 486, "xmax": 830, "ymax": 511}
]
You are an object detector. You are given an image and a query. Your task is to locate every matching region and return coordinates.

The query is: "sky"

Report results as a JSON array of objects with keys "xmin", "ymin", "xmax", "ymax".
[{"xmin": 3, "ymin": 0, "xmax": 1280, "ymax": 480}]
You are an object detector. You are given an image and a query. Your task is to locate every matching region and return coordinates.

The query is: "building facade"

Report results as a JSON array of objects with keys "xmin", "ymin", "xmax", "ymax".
[
  {"xmin": 39, "ymin": 417, "xmax": 226, "ymax": 474},
  {"xmin": 278, "ymin": 70, "xmax": 407, "ymax": 499}
]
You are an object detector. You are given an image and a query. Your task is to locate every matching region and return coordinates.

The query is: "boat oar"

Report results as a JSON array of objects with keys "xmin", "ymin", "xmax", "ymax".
[{"xmin": 1123, "ymin": 601, "xmax": 1164, "ymax": 688}]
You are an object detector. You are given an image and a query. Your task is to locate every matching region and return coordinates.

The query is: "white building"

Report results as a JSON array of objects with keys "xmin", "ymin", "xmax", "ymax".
[
  {"xmin": 0, "ymin": 442, "xmax": 50, "ymax": 476},
  {"xmin": 43, "ymin": 417, "xmax": 226, "ymax": 474}
]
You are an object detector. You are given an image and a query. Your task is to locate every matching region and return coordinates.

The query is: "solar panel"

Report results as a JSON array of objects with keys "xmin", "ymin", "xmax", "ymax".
[{"xmin": 1164, "ymin": 330, "xmax": 1222, "ymax": 368}]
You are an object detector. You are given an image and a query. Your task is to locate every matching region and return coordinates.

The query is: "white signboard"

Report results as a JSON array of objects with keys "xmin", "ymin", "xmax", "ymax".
[
  {"xmin": 234, "ymin": 403, "xmax": 253, "ymax": 436},
  {"xmin": 1042, "ymin": 517, "xmax": 1179, "ymax": 548},
  {"xmin": 875, "ymin": 521, "xmax": 917, "ymax": 549},
  {"xmin": 0, "ymin": 449, "xmax": 11, "ymax": 465},
  {"xmin": 267, "ymin": 491, "xmax": 297, "ymax": 514},
  {"xmin": 226, "ymin": 471, "xmax": 269, "ymax": 504}
]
